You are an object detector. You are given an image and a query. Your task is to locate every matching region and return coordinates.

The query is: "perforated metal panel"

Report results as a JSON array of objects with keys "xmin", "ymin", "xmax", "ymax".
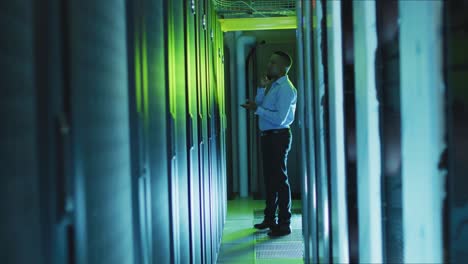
[
  {"xmin": 256, "ymin": 242, "xmax": 304, "ymax": 259},
  {"xmin": 255, "ymin": 229, "xmax": 303, "ymax": 243},
  {"xmin": 218, "ymin": 200, "xmax": 305, "ymax": 262},
  {"xmin": 254, "ymin": 209, "xmax": 304, "ymax": 260}
]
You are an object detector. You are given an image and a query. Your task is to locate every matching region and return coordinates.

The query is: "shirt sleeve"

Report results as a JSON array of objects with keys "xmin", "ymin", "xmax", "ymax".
[
  {"xmin": 255, "ymin": 88, "xmax": 266, "ymax": 104},
  {"xmin": 255, "ymin": 86, "xmax": 296, "ymax": 126}
]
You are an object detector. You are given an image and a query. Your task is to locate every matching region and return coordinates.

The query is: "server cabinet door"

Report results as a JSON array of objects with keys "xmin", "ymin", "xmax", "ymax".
[
  {"xmin": 445, "ymin": 1, "xmax": 468, "ymax": 262},
  {"xmin": 197, "ymin": 0, "xmax": 212, "ymax": 262},
  {"xmin": 67, "ymin": 1, "xmax": 135, "ymax": 263},
  {"xmin": 326, "ymin": 1, "xmax": 350, "ymax": 263},
  {"xmin": 1, "ymin": 2, "xmax": 46, "ymax": 263},
  {"xmin": 312, "ymin": 1, "xmax": 331, "ymax": 262},
  {"xmin": 340, "ymin": 0, "xmax": 359, "ymax": 262},
  {"xmin": 167, "ymin": 0, "xmax": 191, "ymax": 262},
  {"xmin": 206, "ymin": 3, "xmax": 218, "ymax": 261},
  {"xmin": 375, "ymin": 2, "xmax": 403, "ymax": 263},
  {"xmin": 301, "ymin": 0, "xmax": 319, "ymax": 263},
  {"xmin": 185, "ymin": 0, "xmax": 202, "ymax": 263}
]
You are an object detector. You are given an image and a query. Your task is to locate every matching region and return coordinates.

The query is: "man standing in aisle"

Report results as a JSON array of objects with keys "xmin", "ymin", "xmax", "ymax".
[{"xmin": 241, "ymin": 51, "xmax": 297, "ymax": 237}]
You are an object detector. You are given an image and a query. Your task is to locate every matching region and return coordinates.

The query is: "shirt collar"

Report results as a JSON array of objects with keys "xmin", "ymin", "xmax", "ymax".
[{"xmin": 272, "ymin": 75, "xmax": 288, "ymax": 86}]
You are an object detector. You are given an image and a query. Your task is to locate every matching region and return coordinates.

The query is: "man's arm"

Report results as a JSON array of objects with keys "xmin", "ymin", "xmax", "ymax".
[
  {"xmin": 255, "ymin": 86, "xmax": 296, "ymax": 126},
  {"xmin": 255, "ymin": 76, "xmax": 272, "ymax": 105},
  {"xmin": 255, "ymin": 87, "xmax": 266, "ymax": 104}
]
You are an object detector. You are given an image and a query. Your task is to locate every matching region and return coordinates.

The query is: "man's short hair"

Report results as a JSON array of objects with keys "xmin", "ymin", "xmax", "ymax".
[{"xmin": 273, "ymin": 51, "xmax": 293, "ymax": 71}]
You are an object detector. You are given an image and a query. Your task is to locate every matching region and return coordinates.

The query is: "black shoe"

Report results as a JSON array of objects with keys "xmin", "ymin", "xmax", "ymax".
[
  {"xmin": 254, "ymin": 221, "xmax": 275, "ymax": 229},
  {"xmin": 267, "ymin": 226, "xmax": 291, "ymax": 237}
]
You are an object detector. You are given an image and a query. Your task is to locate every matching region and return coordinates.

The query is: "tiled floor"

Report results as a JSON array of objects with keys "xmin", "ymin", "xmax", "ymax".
[{"xmin": 217, "ymin": 198, "xmax": 304, "ymax": 264}]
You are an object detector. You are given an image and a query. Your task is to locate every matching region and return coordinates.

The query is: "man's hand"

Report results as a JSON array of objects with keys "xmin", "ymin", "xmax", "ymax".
[
  {"xmin": 240, "ymin": 100, "xmax": 257, "ymax": 111},
  {"xmin": 259, "ymin": 75, "xmax": 272, "ymax": 88}
]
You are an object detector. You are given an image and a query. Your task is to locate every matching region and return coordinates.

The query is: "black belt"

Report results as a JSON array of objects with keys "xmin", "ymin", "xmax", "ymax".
[{"xmin": 260, "ymin": 128, "xmax": 290, "ymax": 136}]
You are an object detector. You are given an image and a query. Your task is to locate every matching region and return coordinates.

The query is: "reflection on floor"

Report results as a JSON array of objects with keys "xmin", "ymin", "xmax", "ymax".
[{"xmin": 217, "ymin": 198, "xmax": 304, "ymax": 264}]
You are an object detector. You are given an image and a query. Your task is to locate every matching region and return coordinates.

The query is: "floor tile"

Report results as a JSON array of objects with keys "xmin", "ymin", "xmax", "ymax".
[{"xmin": 217, "ymin": 198, "xmax": 304, "ymax": 264}]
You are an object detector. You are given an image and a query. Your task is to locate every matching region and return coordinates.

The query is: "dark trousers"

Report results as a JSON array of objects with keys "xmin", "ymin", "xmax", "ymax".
[{"xmin": 261, "ymin": 129, "xmax": 292, "ymax": 227}]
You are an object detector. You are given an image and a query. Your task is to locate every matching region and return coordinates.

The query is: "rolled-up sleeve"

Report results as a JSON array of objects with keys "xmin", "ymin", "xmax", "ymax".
[{"xmin": 255, "ymin": 86, "xmax": 296, "ymax": 126}]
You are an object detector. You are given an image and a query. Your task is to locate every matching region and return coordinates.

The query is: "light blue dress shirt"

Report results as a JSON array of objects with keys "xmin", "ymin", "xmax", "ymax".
[{"xmin": 254, "ymin": 75, "xmax": 297, "ymax": 131}]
